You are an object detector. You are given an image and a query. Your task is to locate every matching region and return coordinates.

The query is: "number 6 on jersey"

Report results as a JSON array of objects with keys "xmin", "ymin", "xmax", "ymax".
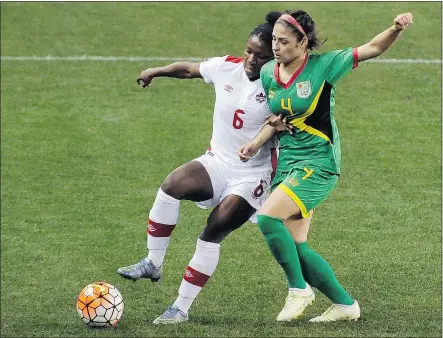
[{"xmin": 232, "ymin": 109, "xmax": 245, "ymax": 129}]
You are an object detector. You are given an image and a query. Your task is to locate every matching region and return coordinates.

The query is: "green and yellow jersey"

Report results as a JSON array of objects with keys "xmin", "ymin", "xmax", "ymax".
[{"xmin": 260, "ymin": 48, "xmax": 358, "ymax": 174}]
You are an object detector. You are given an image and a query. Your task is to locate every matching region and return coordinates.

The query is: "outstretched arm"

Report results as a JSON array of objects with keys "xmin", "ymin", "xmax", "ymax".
[
  {"xmin": 238, "ymin": 124, "xmax": 277, "ymax": 162},
  {"xmin": 356, "ymin": 12, "xmax": 413, "ymax": 62},
  {"xmin": 137, "ymin": 62, "xmax": 203, "ymax": 88},
  {"xmin": 238, "ymin": 115, "xmax": 284, "ymax": 162}
]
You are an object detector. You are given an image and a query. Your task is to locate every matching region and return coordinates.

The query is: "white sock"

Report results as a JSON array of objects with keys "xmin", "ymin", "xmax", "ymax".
[
  {"xmin": 173, "ymin": 239, "xmax": 220, "ymax": 314},
  {"xmin": 146, "ymin": 188, "xmax": 180, "ymax": 267}
]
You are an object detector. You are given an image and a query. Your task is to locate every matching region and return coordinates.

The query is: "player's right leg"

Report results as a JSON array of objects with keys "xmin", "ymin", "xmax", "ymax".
[
  {"xmin": 153, "ymin": 194, "xmax": 256, "ymax": 324},
  {"xmin": 257, "ymin": 187, "xmax": 315, "ymax": 322},
  {"xmin": 117, "ymin": 160, "xmax": 213, "ymax": 282}
]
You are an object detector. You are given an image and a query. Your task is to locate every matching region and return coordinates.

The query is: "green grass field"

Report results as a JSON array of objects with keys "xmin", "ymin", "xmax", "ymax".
[{"xmin": 1, "ymin": 2, "xmax": 441, "ymax": 337}]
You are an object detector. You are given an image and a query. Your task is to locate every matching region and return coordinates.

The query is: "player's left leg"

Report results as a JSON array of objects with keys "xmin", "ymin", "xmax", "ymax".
[
  {"xmin": 118, "ymin": 159, "xmax": 215, "ymax": 282},
  {"xmin": 153, "ymin": 195, "xmax": 255, "ymax": 324},
  {"xmin": 285, "ymin": 213, "xmax": 360, "ymax": 322}
]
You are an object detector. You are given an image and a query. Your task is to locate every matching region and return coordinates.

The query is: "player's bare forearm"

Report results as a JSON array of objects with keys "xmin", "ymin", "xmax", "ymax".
[
  {"xmin": 357, "ymin": 26, "xmax": 402, "ymax": 61},
  {"xmin": 151, "ymin": 62, "xmax": 203, "ymax": 79},
  {"xmin": 238, "ymin": 123, "xmax": 277, "ymax": 162},
  {"xmin": 357, "ymin": 12, "xmax": 412, "ymax": 62},
  {"xmin": 252, "ymin": 124, "xmax": 277, "ymax": 149},
  {"xmin": 138, "ymin": 62, "xmax": 203, "ymax": 87}
]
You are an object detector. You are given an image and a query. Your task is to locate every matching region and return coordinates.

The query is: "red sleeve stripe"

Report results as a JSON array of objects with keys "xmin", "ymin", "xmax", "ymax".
[
  {"xmin": 352, "ymin": 48, "xmax": 359, "ymax": 69},
  {"xmin": 226, "ymin": 56, "xmax": 244, "ymax": 63},
  {"xmin": 183, "ymin": 266, "xmax": 211, "ymax": 287},
  {"xmin": 147, "ymin": 219, "xmax": 176, "ymax": 237}
]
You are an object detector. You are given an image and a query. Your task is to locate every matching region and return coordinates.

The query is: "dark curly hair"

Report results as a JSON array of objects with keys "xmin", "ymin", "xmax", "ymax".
[{"xmin": 248, "ymin": 11, "xmax": 281, "ymax": 49}]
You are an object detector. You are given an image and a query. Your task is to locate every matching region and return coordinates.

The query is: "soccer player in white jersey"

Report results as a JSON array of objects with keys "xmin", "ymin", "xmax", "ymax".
[{"xmin": 117, "ymin": 14, "xmax": 279, "ymax": 324}]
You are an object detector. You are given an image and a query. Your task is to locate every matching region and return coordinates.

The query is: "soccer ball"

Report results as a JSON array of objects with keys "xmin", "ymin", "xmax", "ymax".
[{"xmin": 76, "ymin": 282, "xmax": 124, "ymax": 327}]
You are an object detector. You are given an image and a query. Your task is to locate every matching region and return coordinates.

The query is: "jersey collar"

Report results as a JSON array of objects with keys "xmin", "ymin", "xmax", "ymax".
[{"xmin": 274, "ymin": 53, "xmax": 308, "ymax": 89}]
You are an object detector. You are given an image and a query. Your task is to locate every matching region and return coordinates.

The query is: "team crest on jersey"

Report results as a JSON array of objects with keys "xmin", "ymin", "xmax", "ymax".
[
  {"xmin": 296, "ymin": 81, "xmax": 312, "ymax": 99},
  {"xmin": 255, "ymin": 92, "xmax": 266, "ymax": 103}
]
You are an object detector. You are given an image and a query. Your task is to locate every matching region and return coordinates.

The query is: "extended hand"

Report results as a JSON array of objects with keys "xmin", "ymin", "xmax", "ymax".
[
  {"xmin": 137, "ymin": 68, "xmax": 157, "ymax": 88},
  {"xmin": 394, "ymin": 12, "xmax": 413, "ymax": 31},
  {"xmin": 238, "ymin": 142, "xmax": 259, "ymax": 162},
  {"xmin": 267, "ymin": 114, "xmax": 294, "ymax": 135}
]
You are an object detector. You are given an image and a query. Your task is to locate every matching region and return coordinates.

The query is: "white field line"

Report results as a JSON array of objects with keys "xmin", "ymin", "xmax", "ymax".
[{"xmin": 0, "ymin": 55, "xmax": 442, "ymax": 64}]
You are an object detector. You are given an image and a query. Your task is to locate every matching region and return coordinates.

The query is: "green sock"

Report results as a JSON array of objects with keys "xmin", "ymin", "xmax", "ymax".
[
  {"xmin": 257, "ymin": 215, "xmax": 306, "ymax": 289},
  {"xmin": 296, "ymin": 242, "xmax": 354, "ymax": 305}
]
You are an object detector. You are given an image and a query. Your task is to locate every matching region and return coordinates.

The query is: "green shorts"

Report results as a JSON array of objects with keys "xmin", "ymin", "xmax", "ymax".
[{"xmin": 271, "ymin": 162, "xmax": 339, "ymax": 218}]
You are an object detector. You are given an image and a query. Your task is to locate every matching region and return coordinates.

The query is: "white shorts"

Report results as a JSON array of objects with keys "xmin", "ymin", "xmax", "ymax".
[{"xmin": 193, "ymin": 151, "xmax": 272, "ymax": 223}]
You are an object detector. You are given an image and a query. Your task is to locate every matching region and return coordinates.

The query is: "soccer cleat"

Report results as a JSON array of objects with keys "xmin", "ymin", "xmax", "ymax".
[
  {"xmin": 309, "ymin": 301, "xmax": 360, "ymax": 322},
  {"xmin": 117, "ymin": 257, "xmax": 163, "ymax": 282},
  {"xmin": 276, "ymin": 284, "xmax": 315, "ymax": 322},
  {"xmin": 152, "ymin": 305, "xmax": 189, "ymax": 324}
]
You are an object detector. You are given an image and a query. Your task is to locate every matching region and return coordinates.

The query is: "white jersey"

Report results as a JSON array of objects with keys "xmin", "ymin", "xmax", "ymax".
[{"xmin": 199, "ymin": 55, "xmax": 275, "ymax": 175}]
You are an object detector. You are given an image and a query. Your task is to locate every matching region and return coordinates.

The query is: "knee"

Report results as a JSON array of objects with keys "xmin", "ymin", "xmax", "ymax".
[
  {"xmin": 199, "ymin": 223, "xmax": 225, "ymax": 243},
  {"xmin": 199, "ymin": 228, "xmax": 221, "ymax": 243},
  {"xmin": 293, "ymin": 234, "xmax": 308, "ymax": 243},
  {"xmin": 295, "ymin": 241, "xmax": 310, "ymax": 255},
  {"xmin": 160, "ymin": 172, "xmax": 182, "ymax": 199},
  {"xmin": 257, "ymin": 214, "xmax": 281, "ymax": 234},
  {"xmin": 200, "ymin": 214, "xmax": 230, "ymax": 243}
]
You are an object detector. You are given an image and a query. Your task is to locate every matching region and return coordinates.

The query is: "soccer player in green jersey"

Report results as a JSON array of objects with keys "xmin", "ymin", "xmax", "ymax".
[{"xmin": 238, "ymin": 10, "xmax": 413, "ymax": 322}]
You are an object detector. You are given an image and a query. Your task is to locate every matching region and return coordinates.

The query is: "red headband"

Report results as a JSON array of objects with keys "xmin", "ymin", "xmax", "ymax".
[{"xmin": 278, "ymin": 14, "xmax": 307, "ymax": 37}]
